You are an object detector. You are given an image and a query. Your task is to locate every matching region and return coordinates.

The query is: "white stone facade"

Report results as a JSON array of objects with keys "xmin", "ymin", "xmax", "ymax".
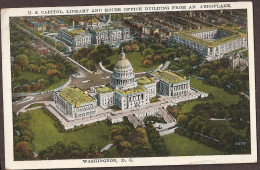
[
  {"xmin": 142, "ymin": 82, "xmax": 157, "ymax": 98},
  {"xmin": 58, "ymin": 25, "xmax": 130, "ymax": 47},
  {"xmin": 90, "ymin": 27, "xmax": 130, "ymax": 45},
  {"xmin": 58, "ymin": 28, "xmax": 92, "ymax": 47},
  {"xmin": 54, "ymin": 91, "xmax": 97, "ymax": 119},
  {"xmin": 97, "ymin": 92, "xmax": 115, "ymax": 109},
  {"xmin": 230, "ymin": 53, "xmax": 248, "ymax": 70},
  {"xmin": 172, "ymin": 28, "xmax": 248, "ymax": 60},
  {"xmin": 114, "ymin": 90, "xmax": 150, "ymax": 110}
]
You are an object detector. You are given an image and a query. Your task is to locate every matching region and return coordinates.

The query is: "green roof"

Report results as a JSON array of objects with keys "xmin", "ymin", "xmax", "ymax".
[
  {"xmin": 116, "ymin": 85, "xmax": 146, "ymax": 95},
  {"xmin": 137, "ymin": 77, "xmax": 155, "ymax": 85},
  {"xmin": 96, "ymin": 86, "xmax": 114, "ymax": 94},
  {"xmin": 64, "ymin": 29, "xmax": 86, "ymax": 37},
  {"xmin": 59, "ymin": 87, "xmax": 94, "ymax": 107},
  {"xmin": 152, "ymin": 70, "xmax": 186, "ymax": 84},
  {"xmin": 174, "ymin": 26, "xmax": 247, "ymax": 47}
]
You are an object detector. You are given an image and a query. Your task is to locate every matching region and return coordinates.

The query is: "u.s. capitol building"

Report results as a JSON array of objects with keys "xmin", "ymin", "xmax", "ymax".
[{"xmin": 54, "ymin": 49, "xmax": 206, "ymax": 121}]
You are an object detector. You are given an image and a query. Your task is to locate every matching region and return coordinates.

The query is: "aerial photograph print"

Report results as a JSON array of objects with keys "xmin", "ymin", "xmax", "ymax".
[{"xmin": 2, "ymin": 2, "xmax": 256, "ymax": 169}]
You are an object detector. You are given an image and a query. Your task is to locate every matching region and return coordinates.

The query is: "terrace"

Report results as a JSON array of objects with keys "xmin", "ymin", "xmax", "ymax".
[
  {"xmin": 116, "ymin": 85, "xmax": 146, "ymax": 95},
  {"xmin": 59, "ymin": 87, "xmax": 94, "ymax": 106},
  {"xmin": 65, "ymin": 29, "xmax": 86, "ymax": 37},
  {"xmin": 137, "ymin": 76, "xmax": 155, "ymax": 85},
  {"xmin": 96, "ymin": 86, "xmax": 114, "ymax": 94},
  {"xmin": 151, "ymin": 70, "xmax": 186, "ymax": 84}
]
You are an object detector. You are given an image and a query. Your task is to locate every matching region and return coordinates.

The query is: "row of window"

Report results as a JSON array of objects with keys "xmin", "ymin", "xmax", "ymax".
[{"xmin": 76, "ymin": 111, "xmax": 96, "ymax": 118}]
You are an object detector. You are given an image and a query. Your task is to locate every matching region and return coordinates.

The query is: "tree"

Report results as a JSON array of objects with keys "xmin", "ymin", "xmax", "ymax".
[
  {"xmin": 184, "ymin": 65, "xmax": 193, "ymax": 75},
  {"xmin": 17, "ymin": 54, "xmax": 29, "ymax": 70},
  {"xmin": 143, "ymin": 59, "xmax": 153, "ymax": 67},
  {"xmin": 86, "ymin": 60, "xmax": 96, "ymax": 71},
  {"xmin": 11, "ymin": 64, "xmax": 21, "ymax": 77},
  {"xmin": 124, "ymin": 45, "xmax": 132, "ymax": 52},
  {"xmin": 143, "ymin": 48, "xmax": 154, "ymax": 56},
  {"xmin": 86, "ymin": 144, "xmax": 102, "ymax": 158},
  {"xmin": 131, "ymin": 44, "xmax": 139, "ymax": 52},
  {"xmin": 179, "ymin": 56, "xmax": 189, "ymax": 66},
  {"xmin": 177, "ymin": 115, "xmax": 189, "ymax": 127},
  {"xmin": 28, "ymin": 64, "xmax": 38, "ymax": 72},
  {"xmin": 210, "ymin": 74, "xmax": 221, "ymax": 86},
  {"xmin": 200, "ymin": 68, "xmax": 212, "ymax": 79},
  {"xmin": 14, "ymin": 141, "xmax": 34, "ymax": 160},
  {"xmin": 153, "ymin": 55, "xmax": 161, "ymax": 62},
  {"xmin": 168, "ymin": 52, "xmax": 177, "ymax": 60}
]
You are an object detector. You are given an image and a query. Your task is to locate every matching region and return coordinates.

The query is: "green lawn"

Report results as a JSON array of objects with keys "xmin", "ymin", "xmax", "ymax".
[
  {"xmin": 163, "ymin": 133, "xmax": 223, "ymax": 156},
  {"xmin": 12, "ymin": 70, "xmax": 68, "ymax": 93},
  {"xmin": 26, "ymin": 103, "xmax": 45, "ymax": 109},
  {"xmin": 44, "ymin": 79, "xmax": 67, "ymax": 91},
  {"xmin": 181, "ymin": 78, "xmax": 240, "ymax": 113},
  {"xmin": 12, "ymin": 71, "xmax": 48, "ymax": 86},
  {"xmin": 26, "ymin": 108, "xmax": 111, "ymax": 153},
  {"xmin": 105, "ymin": 52, "xmax": 160, "ymax": 72},
  {"xmin": 168, "ymin": 61, "xmax": 182, "ymax": 71}
]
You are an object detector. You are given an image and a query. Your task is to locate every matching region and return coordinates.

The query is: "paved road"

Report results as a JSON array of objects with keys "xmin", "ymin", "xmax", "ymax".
[{"xmin": 11, "ymin": 21, "xmax": 112, "ymax": 113}]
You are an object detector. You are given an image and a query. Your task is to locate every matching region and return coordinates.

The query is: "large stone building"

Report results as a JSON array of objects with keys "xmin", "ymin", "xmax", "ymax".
[
  {"xmin": 229, "ymin": 52, "xmax": 248, "ymax": 70},
  {"xmin": 58, "ymin": 28, "xmax": 92, "ymax": 47},
  {"xmin": 54, "ymin": 87, "xmax": 97, "ymax": 119},
  {"xmin": 150, "ymin": 70, "xmax": 190, "ymax": 97},
  {"xmin": 89, "ymin": 26, "xmax": 130, "ymax": 45},
  {"xmin": 92, "ymin": 49, "xmax": 156, "ymax": 110},
  {"xmin": 58, "ymin": 17, "xmax": 130, "ymax": 47},
  {"xmin": 172, "ymin": 27, "xmax": 248, "ymax": 60},
  {"xmin": 54, "ymin": 49, "xmax": 206, "ymax": 121}
]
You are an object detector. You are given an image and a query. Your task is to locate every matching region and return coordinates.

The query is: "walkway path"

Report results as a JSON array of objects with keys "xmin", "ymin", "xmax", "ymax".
[
  {"xmin": 101, "ymin": 144, "xmax": 114, "ymax": 152},
  {"xmin": 161, "ymin": 61, "xmax": 171, "ymax": 70}
]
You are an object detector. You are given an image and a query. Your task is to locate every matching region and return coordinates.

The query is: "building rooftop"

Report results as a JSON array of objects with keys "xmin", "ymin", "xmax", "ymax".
[
  {"xmin": 151, "ymin": 70, "xmax": 186, "ymax": 84},
  {"xmin": 96, "ymin": 86, "xmax": 114, "ymax": 94},
  {"xmin": 137, "ymin": 76, "xmax": 155, "ymax": 85},
  {"xmin": 59, "ymin": 87, "xmax": 94, "ymax": 106},
  {"xmin": 87, "ymin": 18, "xmax": 100, "ymax": 23},
  {"xmin": 116, "ymin": 85, "xmax": 146, "ymax": 95},
  {"xmin": 68, "ymin": 29, "xmax": 85, "ymax": 36},
  {"xmin": 174, "ymin": 26, "xmax": 247, "ymax": 47}
]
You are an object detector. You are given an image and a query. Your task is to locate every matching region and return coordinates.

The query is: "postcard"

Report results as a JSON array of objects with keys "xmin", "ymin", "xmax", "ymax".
[{"xmin": 1, "ymin": 1, "xmax": 257, "ymax": 169}]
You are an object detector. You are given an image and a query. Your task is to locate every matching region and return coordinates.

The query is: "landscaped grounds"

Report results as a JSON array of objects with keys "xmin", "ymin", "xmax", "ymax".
[
  {"xmin": 163, "ymin": 133, "xmax": 223, "ymax": 156},
  {"xmin": 180, "ymin": 77, "xmax": 240, "ymax": 113},
  {"xmin": 26, "ymin": 108, "xmax": 112, "ymax": 153}
]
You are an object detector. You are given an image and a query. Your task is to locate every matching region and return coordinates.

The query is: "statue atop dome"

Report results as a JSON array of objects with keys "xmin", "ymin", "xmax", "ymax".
[{"xmin": 120, "ymin": 47, "xmax": 125, "ymax": 59}]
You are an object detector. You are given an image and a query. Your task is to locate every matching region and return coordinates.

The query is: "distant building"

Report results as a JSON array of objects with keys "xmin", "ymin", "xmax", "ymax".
[
  {"xmin": 37, "ymin": 46, "xmax": 49, "ymax": 55},
  {"xmin": 90, "ymin": 26, "xmax": 130, "ymax": 45},
  {"xmin": 229, "ymin": 52, "xmax": 248, "ymax": 70},
  {"xmin": 58, "ymin": 28, "xmax": 92, "ymax": 47},
  {"xmin": 172, "ymin": 27, "xmax": 248, "ymax": 60},
  {"xmin": 25, "ymin": 19, "xmax": 47, "ymax": 32},
  {"xmin": 58, "ymin": 18, "xmax": 130, "ymax": 47}
]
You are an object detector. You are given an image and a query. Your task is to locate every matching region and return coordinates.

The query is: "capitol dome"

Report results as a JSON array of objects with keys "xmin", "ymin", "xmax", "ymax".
[{"xmin": 110, "ymin": 48, "xmax": 137, "ymax": 90}]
